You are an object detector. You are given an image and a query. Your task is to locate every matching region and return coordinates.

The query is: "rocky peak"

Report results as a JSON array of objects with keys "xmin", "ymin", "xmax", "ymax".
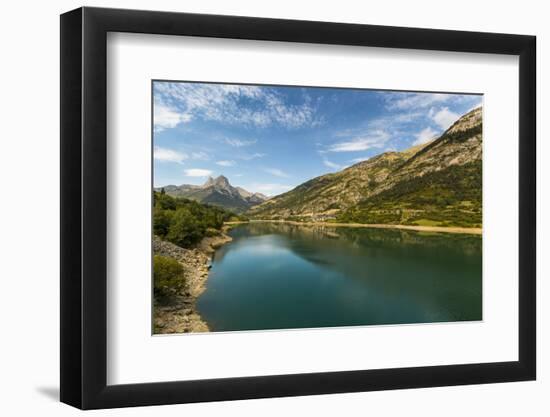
[
  {"xmin": 203, "ymin": 175, "xmax": 230, "ymax": 189},
  {"xmin": 158, "ymin": 175, "xmax": 267, "ymax": 213},
  {"xmin": 203, "ymin": 176, "xmax": 215, "ymax": 187},
  {"xmin": 447, "ymin": 106, "xmax": 482, "ymax": 134}
]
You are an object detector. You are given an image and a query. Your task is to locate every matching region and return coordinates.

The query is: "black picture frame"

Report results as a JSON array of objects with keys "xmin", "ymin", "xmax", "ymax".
[{"xmin": 60, "ymin": 6, "xmax": 536, "ymax": 410}]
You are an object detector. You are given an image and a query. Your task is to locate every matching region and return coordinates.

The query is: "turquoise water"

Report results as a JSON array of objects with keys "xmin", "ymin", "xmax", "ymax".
[{"xmin": 196, "ymin": 222, "xmax": 482, "ymax": 332}]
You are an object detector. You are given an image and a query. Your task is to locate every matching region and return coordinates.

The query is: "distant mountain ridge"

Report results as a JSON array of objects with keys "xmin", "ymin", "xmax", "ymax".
[
  {"xmin": 249, "ymin": 107, "xmax": 482, "ymax": 228},
  {"xmin": 158, "ymin": 175, "xmax": 268, "ymax": 213}
]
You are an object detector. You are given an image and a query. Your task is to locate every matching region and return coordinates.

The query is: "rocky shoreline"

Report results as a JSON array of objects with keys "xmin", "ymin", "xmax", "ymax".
[{"xmin": 153, "ymin": 228, "xmax": 232, "ymax": 334}]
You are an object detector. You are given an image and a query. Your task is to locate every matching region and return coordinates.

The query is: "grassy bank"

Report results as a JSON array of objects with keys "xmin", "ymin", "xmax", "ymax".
[{"xmin": 228, "ymin": 219, "xmax": 482, "ymax": 235}]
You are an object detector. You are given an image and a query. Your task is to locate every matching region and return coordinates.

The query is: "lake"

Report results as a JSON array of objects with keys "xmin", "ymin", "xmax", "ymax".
[{"xmin": 196, "ymin": 222, "xmax": 482, "ymax": 332}]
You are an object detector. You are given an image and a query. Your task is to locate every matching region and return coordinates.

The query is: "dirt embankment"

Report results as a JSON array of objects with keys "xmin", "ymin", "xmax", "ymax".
[{"xmin": 153, "ymin": 230, "xmax": 232, "ymax": 334}]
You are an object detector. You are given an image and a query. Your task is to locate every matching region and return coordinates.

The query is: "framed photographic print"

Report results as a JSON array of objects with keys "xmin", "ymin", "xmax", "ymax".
[{"xmin": 60, "ymin": 7, "xmax": 536, "ymax": 409}]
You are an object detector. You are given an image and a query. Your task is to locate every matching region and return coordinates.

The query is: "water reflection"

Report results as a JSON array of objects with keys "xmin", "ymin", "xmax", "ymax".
[{"xmin": 198, "ymin": 223, "xmax": 482, "ymax": 332}]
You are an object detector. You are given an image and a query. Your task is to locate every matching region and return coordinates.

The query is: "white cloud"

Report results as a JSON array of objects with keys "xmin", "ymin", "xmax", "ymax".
[
  {"xmin": 328, "ymin": 111, "xmax": 423, "ymax": 155},
  {"xmin": 154, "ymin": 103, "xmax": 192, "ymax": 131},
  {"xmin": 264, "ymin": 168, "xmax": 289, "ymax": 178},
  {"xmin": 154, "ymin": 82, "xmax": 323, "ymax": 129},
  {"xmin": 249, "ymin": 183, "xmax": 293, "ymax": 196},
  {"xmin": 328, "ymin": 130, "xmax": 390, "ymax": 152},
  {"xmin": 240, "ymin": 152, "xmax": 266, "ymax": 161},
  {"xmin": 429, "ymin": 106, "xmax": 459, "ymax": 129},
  {"xmin": 413, "ymin": 127, "xmax": 438, "ymax": 146},
  {"xmin": 322, "ymin": 158, "xmax": 342, "ymax": 170},
  {"xmin": 191, "ymin": 151, "xmax": 209, "ymax": 160},
  {"xmin": 184, "ymin": 168, "xmax": 213, "ymax": 177},
  {"xmin": 224, "ymin": 138, "xmax": 257, "ymax": 147},
  {"xmin": 384, "ymin": 92, "xmax": 452, "ymax": 110},
  {"xmin": 154, "ymin": 147, "xmax": 207, "ymax": 164},
  {"xmin": 334, "ymin": 112, "xmax": 422, "ymax": 141},
  {"xmin": 216, "ymin": 160, "xmax": 236, "ymax": 167},
  {"xmin": 349, "ymin": 156, "xmax": 370, "ymax": 164},
  {"xmin": 153, "ymin": 146, "xmax": 187, "ymax": 164}
]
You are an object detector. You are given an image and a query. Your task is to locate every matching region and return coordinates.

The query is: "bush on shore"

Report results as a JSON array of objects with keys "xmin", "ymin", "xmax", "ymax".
[{"xmin": 153, "ymin": 255, "xmax": 185, "ymax": 295}]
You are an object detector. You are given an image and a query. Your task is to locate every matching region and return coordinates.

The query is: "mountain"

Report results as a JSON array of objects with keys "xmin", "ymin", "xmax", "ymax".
[
  {"xmin": 158, "ymin": 175, "xmax": 268, "ymax": 213},
  {"xmin": 249, "ymin": 107, "xmax": 482, "ymax": 228}
]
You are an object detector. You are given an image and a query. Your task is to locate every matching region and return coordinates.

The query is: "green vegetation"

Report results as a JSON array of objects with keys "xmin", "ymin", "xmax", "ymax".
[
  {"xmin": 338, "ymin": 161, "xmax": 482, "ymax": 228},
  {"xmin": 154, "ymin": 191, "xmax": 247, "ymax": 248},
  {"xmin": 248, "ymin": 107, "xmax": 482, "ymax": 229},
  {"xmin": 250, "ymin": 174, "xmax": 346, "ymax": 218},
  {"xmin": 153, "ymin": 255, "xmax": 185, "ymax": 295}
]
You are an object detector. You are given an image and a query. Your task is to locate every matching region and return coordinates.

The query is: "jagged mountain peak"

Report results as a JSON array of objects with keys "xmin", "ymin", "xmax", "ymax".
[
  {"xmin": 203, "ymin": 175, "xmax": 230, "ymax": 189},
  {"xmin": 157, "ymin": 175, "xmax": 268, "ymax": 213}
]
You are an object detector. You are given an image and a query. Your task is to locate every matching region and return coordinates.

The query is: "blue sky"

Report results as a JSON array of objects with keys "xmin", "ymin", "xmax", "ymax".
[{"xmin": 153, "ymin": 81, "xmax": 482, "ymax": 196}]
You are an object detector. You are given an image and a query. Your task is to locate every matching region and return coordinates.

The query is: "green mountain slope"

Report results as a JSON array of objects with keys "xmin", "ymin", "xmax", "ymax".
[
  {"xmin": 249, "ymin": 107, "xmax": 482, "ymax": 228},
  {"xmin": 338, "ymin": 160, "xmax": 481, "ymax": 227}
]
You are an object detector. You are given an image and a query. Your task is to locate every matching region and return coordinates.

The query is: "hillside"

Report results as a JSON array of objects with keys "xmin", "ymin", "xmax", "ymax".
[
  {"xmin": 158, "ymin": 175, "xmax": 268, "ymax": 213},
  {"xmin": 249, "ymin": 107, "xmax": 482, "ymax": 228},
  {"xmin": 153, "ymin": 190, "xmax": 246, "ymax": 247}
]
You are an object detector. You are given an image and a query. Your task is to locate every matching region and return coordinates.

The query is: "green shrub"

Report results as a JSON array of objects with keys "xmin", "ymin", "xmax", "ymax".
[
  {"xmin": 153, "ymin": 255, "xmax": 184, "ymax": 295},
  {"xmin": 153, "ymin": 206, "xmax": 173, "ymax": 237},
  {"xmin": 155, "ymin": 193, "xmax": 177, "ymax": 210},
  {"xmin": 166, "ymin": 208, "xmax": 203, "ymax": 247},
  {"xmin": 152, "ymin": 191, "xmax": 242, "ymax": 248}
]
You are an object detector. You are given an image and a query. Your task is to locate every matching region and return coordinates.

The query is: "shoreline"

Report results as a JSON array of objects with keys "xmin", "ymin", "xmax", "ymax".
[
  {"xmin": 153, "ymin": 227, "xmax": 233, "ymax": 334},
  {"xmin": 227, "ymin": 220, "xmax": 482, "ymax": 235},
  {"xmin": 153, "ymin": 218, "xmax": 479, "ymax": 334}
]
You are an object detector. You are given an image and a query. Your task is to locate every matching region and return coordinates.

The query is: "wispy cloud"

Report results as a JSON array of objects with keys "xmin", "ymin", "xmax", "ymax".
[
  {"xmin": 329, "ymin": 94, "xmax": 476, "ymax": 155},
  {"xmin": 383, "ymin": 92, "xmax": 453, "ymax": 110},
  {"xmin": 322, "ymin": 158, "xmax": 343, "ymax": 170},
  {"xmin": 264, "ymin": 168, "xmax": 289, "ymax": 178},
  {"xmin": 249, "ymin": 183, "xmax": 293, "ymax": 196},
  {"xmin": 154, "ymin": 82, "xmax": 323, "ymax": 130},
  {"xmin": 328, "ymin": 109, "xmax": 424, "ymax": 155},
  {"xmin": 413, "ymin": 127, "xmax": 438, "ymax": 146},
  {"xmin": 429, "ymin": 106, "xmax": 459, "ymax": 129},
  {"xmin": 153, "ymin": 146, "xmax": 187, "ymax": 164},
  {"xmin": 154, "ymin": 103, "xmax": 192, "ymax": 132},
  {"xmin": 224, "ymin": 138, "xmax": 257, "ymax": 147},
  {"xmin": 190, "ymin": 151, "xmax": 209, "ymax": 160},
  {"xmin": 349, "ymin": 156, "xmax": 370, "ymax": 164},
  {"xmin": 382, "ymin": 92, "xmax": 483, "ymax": 120},
  {"xmin": 184, "ymin": 168, "xmax": 213, "ymax": 177},
  {"xmin": 216, "ymin": 160, "xmax": 236, "ymax": 167},
  {"xmin": 240, "ymin": 152, "xmax": 266, "ymax": 161},
  {"xmin": 328, "ymin": 130, "xmax": 390, "ymax": 152}
]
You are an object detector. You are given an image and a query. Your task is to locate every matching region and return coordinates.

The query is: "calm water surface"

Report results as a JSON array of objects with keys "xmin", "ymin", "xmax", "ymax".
[{"xmin": 196, "ymin": 223, "xmax": 482, "ymax": 332}]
